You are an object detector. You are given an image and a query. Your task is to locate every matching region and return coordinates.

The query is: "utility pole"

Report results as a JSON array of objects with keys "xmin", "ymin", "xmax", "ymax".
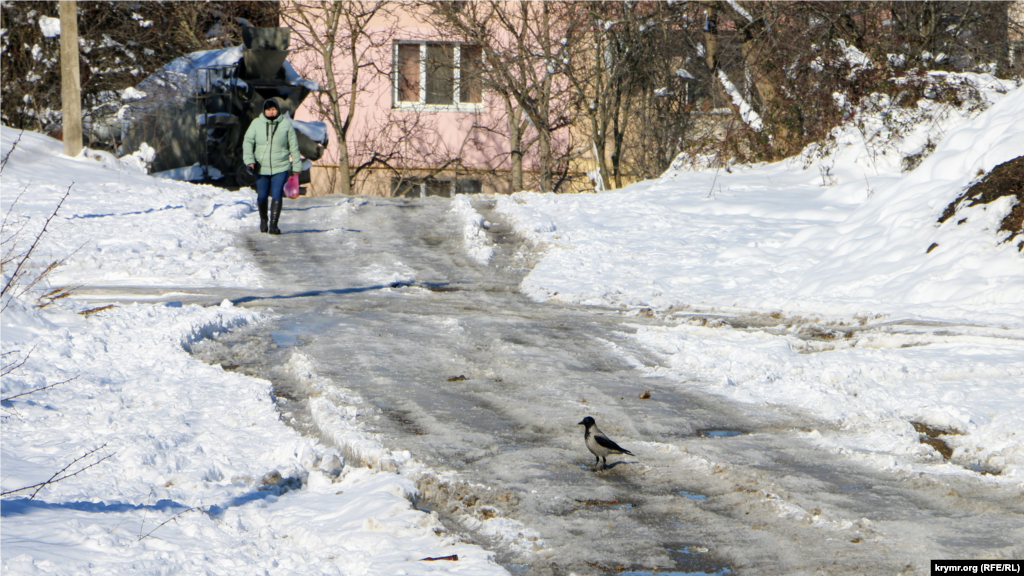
[{"xmin": 59, "ymin": 0, "xmax": 82, "ymax": 157}]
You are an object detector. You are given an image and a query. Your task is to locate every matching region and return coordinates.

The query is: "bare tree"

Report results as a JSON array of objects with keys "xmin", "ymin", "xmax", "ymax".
[
  {"xmin": 888, "ymin": 1, "xmax": 1011, "ymax": 72},
  {"xmin": 283, "ymin": 1, "xmax": 395, "ymax": 196},
  {"xmin": 559, "ymin": 2, "xmax": 700, "ymax": 188},
  {"xmin": 678, "ymin": 1, "xmax": 1016, "ymax": 165},
  {"xmin": 430, "ymin": 1, "xmax": 582, "ymax": 193}
]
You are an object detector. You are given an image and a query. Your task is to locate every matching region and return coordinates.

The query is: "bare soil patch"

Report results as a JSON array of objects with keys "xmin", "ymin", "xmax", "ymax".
[
  {"xmin": 939, "ymin": 155, "xmax": 1024, "ymax": 249},
  {"xmin": 911, "ymin": 421, "xmax": 959, "ymax": 460}
]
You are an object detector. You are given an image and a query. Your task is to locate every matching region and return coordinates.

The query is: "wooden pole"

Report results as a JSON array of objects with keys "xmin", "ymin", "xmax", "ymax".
[{"xmin": 59, "ymin": 0, "xmax": 82, "ymax": 157}]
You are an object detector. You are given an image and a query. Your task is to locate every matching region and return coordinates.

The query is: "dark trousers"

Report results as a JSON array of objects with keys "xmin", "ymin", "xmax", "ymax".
[{"xmin": 256, "ymin": 171, "xmax": 288, "ymax": 203}]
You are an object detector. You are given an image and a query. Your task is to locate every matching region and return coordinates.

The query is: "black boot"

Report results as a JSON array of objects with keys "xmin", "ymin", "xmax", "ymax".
[
  {"xmin": 258, "ymin": 200, "xmax": 269, "ymax": 233},
  {"xmin": 268, "ymin": 199, "xmax": 282, "ymax": 235}
]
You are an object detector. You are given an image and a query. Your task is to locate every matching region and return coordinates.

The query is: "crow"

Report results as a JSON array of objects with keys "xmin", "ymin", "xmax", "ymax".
[{"xmin": 578, "ymin": 416, "xmax": 633, "ymax": 469}]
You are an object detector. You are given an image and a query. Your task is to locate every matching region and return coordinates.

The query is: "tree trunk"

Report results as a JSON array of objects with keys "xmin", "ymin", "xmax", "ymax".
[
  {"xmin": 592, "ymin": 29, "xmax": 611, "ymax": 191},
  {"xmin": 538, "ymin": 127, "xmax": 552, "ymax": 193},
  {"xmin": 322, "ymin": 6, "xmax": 351, "ymax": 196},
  {"xmin": 611, "ymin": 87, "xmax": 627, "ymax": 189},
  {"xmin": 59, "ymin": 0, "xmax": 82, "ymax": 157},
  {"xmin": 704, "ymin": 5, "xmax": 723, "ymax": 107},
  {"xmin": 504, "ymin": 95, "xmax": 524, "ymax": 192}
]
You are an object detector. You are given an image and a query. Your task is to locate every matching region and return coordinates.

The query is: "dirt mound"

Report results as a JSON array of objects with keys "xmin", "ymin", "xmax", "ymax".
[{"xmin": 939, "ymin": 155, "xmax": 1024, "ymax": 250}]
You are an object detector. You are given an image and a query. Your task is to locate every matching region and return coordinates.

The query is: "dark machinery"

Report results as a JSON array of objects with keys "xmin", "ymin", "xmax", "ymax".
[{"xmin": 122, "ymin": 27, "xmax": 327, "ymax": 187}]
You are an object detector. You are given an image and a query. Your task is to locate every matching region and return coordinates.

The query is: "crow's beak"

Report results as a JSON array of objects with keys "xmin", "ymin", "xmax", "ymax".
[{"xmin": 577, "ymin": 420, "xmax": 585, "ymax": 425}]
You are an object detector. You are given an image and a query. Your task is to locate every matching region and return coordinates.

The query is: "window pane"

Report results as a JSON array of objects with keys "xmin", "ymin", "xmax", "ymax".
[
  {"xmin": 425, "ymin": 43, "xmax": 454, "ymax": 105},
  {"xmin": 457, "ymin": 178, "xmax": 481, "ymax": 194},
  {"xmin": 397, "ymin": 44, "xmax": 420, "ymax": 102},
  {"xmin": 460, "ymin": 45, "xmax": 482, "ymax": 103},
  {"xmin": 392, "ymin": 177, "xmax": 422, "ymax": 198},
  {"xmin": 425, "ymin": 178, "xmax": 452, "ymax": 197}
]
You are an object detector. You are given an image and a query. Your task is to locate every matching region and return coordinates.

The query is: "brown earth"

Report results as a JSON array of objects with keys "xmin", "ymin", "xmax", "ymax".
[{"xmin": 939, "ymin": 155, "xmax": 1024, "ymax": 250}]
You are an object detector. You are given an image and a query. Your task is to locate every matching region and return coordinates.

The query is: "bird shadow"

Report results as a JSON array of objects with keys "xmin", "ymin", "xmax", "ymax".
[
  {"xmin": 601, "ymin": 460, "xmax": 631, "ymax": 471},
  {"xmin": 581, "ymin": 460, "xmax": 632, "ymax": 472}
]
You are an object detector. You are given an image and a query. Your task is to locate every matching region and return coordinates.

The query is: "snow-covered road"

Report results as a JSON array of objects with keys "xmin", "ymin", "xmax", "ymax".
[{"xmin": 190, "ymin": 194, "xmax": 1023, "ymax": 575}]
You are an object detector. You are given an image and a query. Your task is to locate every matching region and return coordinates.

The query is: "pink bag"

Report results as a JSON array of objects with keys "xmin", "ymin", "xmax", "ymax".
[{"xmin": 284, "ymin": 173, "xmax": 300, "ymax": 199}]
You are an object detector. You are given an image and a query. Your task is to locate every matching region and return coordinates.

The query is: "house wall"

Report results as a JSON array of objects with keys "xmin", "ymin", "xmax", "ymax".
[
  {"xmin": 285, "ymin": 3, "xmax": 512, "ymax": 196},
  {"xmin": 285, "ymin": 2, "xmax": 597, "ymax": 197}
]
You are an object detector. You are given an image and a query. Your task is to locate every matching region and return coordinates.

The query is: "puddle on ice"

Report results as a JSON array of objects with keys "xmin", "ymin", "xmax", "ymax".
[
  {"xmin": 697, "ymin": 429, "xmax": 743, "ymax": 438},
  {"xmin": 618, "ymin": 565, "xmax": 733, "ymax": 569},
  {"xmin": 621, "ymin": 544, "xmax": 732, "ymax": 576},
  {"xmin": 270, "ymin": 330, "xmax": 300, "ymax": 348},
  {"xmin": 499, "ymin": 444, "xmax": 527, "ymax": 452},
  {"xmin": 965, "ymin": 462, "xmax": 999, "ymax": 475},
  {"xmin": 840, "ymin": 484, "xmax": 870, "ymax": 492},
  {"xmin": 679, "ymin": 491, "xmax": 707, "ymax": 500}
]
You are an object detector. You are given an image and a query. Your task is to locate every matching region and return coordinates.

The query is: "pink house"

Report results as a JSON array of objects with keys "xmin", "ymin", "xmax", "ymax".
[{"xmin": 287, "ymin": 4, "xmax": 520, "ymax": 197}]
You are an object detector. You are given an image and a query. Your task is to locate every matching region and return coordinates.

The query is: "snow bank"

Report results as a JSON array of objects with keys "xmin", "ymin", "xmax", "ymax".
[
  {"xmin": 1, "ymin": 128, "xmax": 508, "ymax": 574},
  {"xmin": 451, "ymin": 195, "xmax": 494, "ymax": 265},
  {"xmin": 494, "ymin": 79, "xmax": 1024, "ymax": 482},
  {"xmin": 793, "ymin": 83, "xmax": 1024, "ymax": 319},
  {"xmin": 1, "ymin": 300, "xmax": 503, "ymax": 574},
  {"xmin": 1, "ymin": 129, "xmax": 260, "ymax": 289},
  {"xmin": 498, "ymin": 80, "xmax": 1024, "ymax": 325}
]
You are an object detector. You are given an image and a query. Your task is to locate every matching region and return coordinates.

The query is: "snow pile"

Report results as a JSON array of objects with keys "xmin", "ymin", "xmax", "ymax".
[
  {"xmin": 117, "ymin": 141, "xmax": 155, "ymax": 173},
  {"xmin": 805, "ymin": 72, "xmax": 1013, "ymax": 184},
  {"xmin": 152, "ymin": 163, "xmax": 225, "ymax": 182},
  {"xmin": 450, "ymin": 195, "xmax": 494, "ymax": 265},
  {"xmin": 37, "ymin": 16, "xmax": 61, "ymax": 38},
  {"xmin": 498, "ymin": 79, "xmax": 1023, "ymax": 324},
  {"xmin": 1, "ymin": 128, "xmax": 508, "ymax": 574},
  {"xmin": 495, "ymin": 79, "xmax": 1024, "ymax": 481},
  {"xmin": 1, "ymin": 129, "xmax": 260, "ymax": 289},
  {"xmin": 793, "ymin": 82, "xmax": 1023, "ymax": 315}
]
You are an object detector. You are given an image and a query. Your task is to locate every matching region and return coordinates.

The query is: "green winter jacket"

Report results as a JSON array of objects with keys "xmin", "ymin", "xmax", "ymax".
[{"xmin": 242, "ymin": 103, "xmax": 303, "ymax": 176}]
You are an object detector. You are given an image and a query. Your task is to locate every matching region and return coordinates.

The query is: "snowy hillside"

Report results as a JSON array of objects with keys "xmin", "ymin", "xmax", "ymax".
[
  {"xmin": 497, "ymin": 77, "xmax": 1023, "ymax": 325},
  {"xmin": 1, "ymin": 130, "xmax": 261, "ymax": 289},
  {"xmin": 494, "ymin": 78, "xmax": 1024, "ymax": 482},
  {"xmin": 0, "ymin": 128, "xmax": 508, "ymax": 575}
]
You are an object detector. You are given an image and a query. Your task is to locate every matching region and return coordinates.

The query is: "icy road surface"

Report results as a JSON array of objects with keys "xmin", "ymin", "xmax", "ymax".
[{"xmin": 197, "ymin": 195, "xmax": 1021, "ymax": 575}]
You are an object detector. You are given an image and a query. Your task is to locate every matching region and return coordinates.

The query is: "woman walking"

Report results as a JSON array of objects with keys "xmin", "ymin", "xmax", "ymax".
[{"xmin": 243, "ymin": 97, "xmax": 303, "ymax": 235}]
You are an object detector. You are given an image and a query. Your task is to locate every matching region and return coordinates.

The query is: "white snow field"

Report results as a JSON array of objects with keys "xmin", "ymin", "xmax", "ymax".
[
  {"xmin": 496, "ymin": 78, "xmax": 1024, "ymax": 482},
  {"xmin": 1, "ymin": 129, "xmax": 507, "ymax": 575}
]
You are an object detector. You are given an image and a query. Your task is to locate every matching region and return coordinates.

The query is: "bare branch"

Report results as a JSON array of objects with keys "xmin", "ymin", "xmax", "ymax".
[
  {"xmin": 138, "ymin": 505, "xmax": 208, "ymax": 541},
  {"xmin": 0, "ymin": 444, "xmax": 112, "ymax": 500},
  {"xmin": 1, "ymin": 183, "xmax": 73, "ymax": 306},
  {"xmin": 0, "ymin": 130, "xmax": 24, "ymax": 173},
  {"xmin": 1, "ymin": 375, "xmax": 78, "ymax": 403}
]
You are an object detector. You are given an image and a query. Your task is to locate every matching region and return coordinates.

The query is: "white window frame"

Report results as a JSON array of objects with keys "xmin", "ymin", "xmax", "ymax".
[{"xmin": 392, "ymin": 41, "xmax": 484, "ymax": 112}]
